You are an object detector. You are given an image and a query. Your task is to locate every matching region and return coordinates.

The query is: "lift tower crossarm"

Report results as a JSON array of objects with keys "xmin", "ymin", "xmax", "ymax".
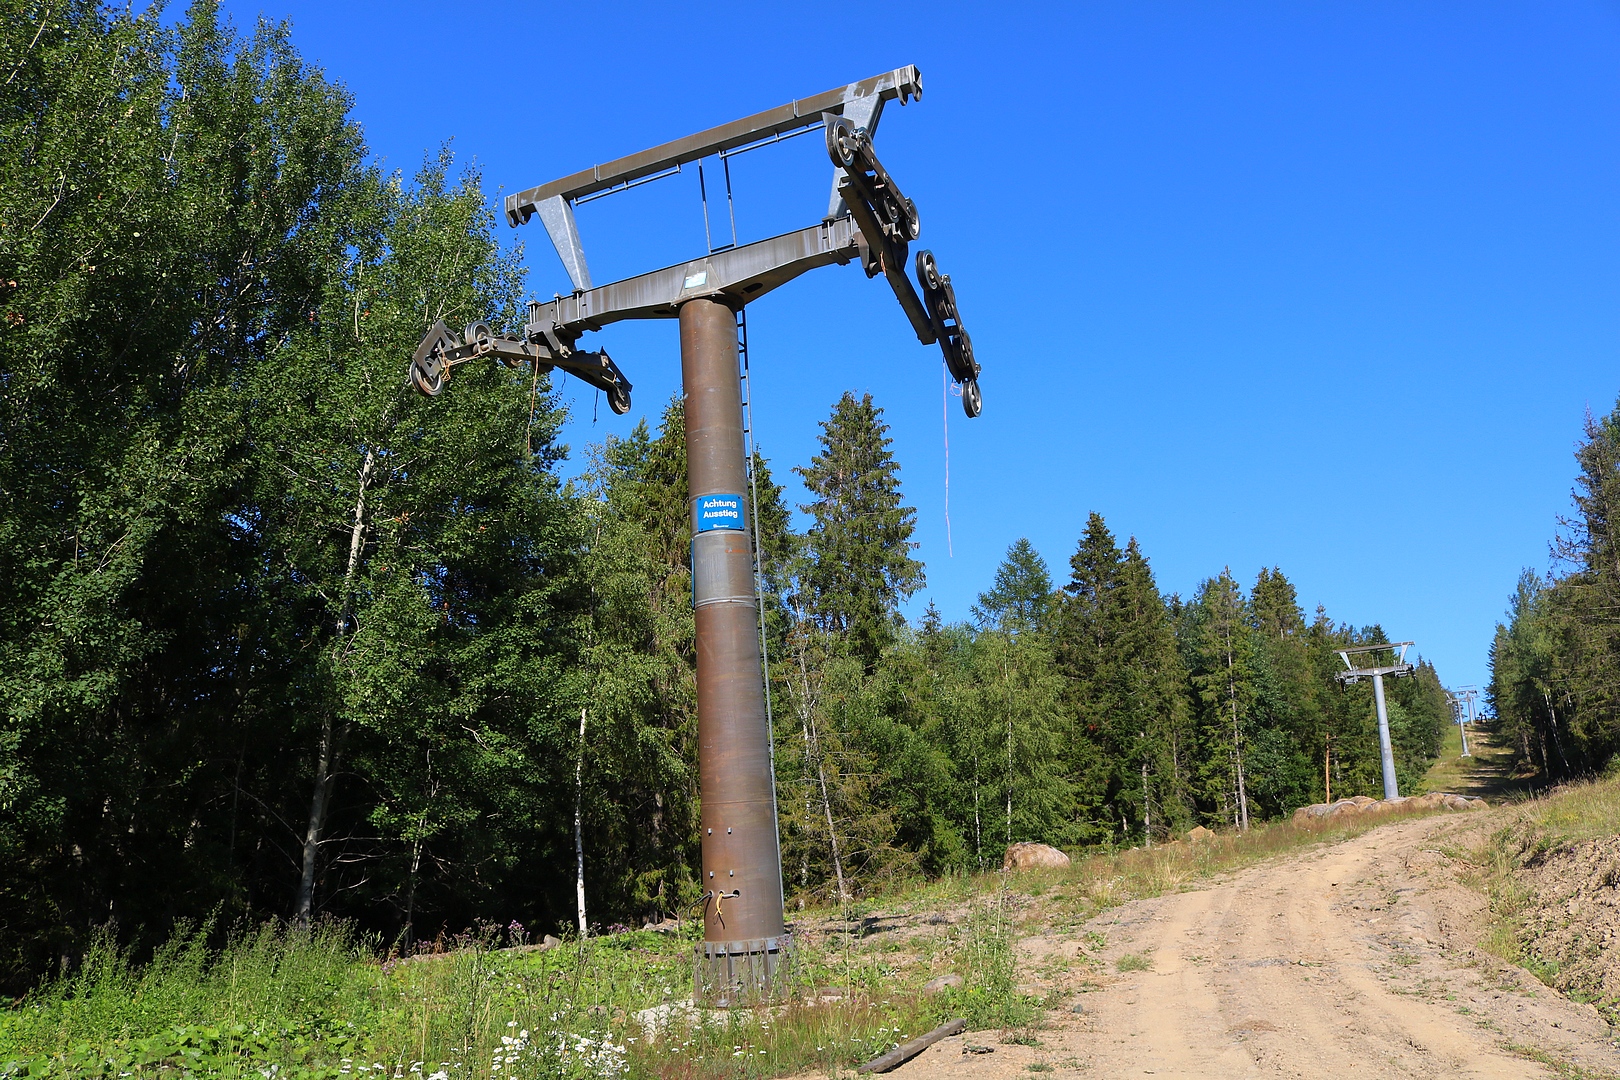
[
  {"xmin": 1334, "ymin": 664, "xmax": 1413, "ymax": 682},
  {"xmin": 504, "ymin": 66, "xmax": 922, "ymax": 294},
  {"xmin": 505, "ymin": 66, "xmax": 922, "ymax": 219},
  {"xmin": 531, "ymin": 217, "xmax": 863, "ymax": 332}
]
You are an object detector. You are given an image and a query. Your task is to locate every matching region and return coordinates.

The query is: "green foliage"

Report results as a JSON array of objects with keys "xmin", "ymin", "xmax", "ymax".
[{"xmin": 1490, "ymin": 398, "xmax": 1620, "ymax": 781}]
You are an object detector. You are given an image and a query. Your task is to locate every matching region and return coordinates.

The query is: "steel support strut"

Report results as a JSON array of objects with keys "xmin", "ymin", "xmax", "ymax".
[
  {"xmin": 681, "ymin": 298, "xmax": 790, "ymax": 1005},
  {"xmin": 1371, "ymin": 673, "xmax": 1399, "ymax": 800}
]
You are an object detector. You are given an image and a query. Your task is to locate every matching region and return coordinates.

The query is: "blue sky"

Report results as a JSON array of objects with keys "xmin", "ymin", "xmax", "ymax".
[{"xmin": 218, "ymin": 1, "xmax": 1619, "ymax": 695}]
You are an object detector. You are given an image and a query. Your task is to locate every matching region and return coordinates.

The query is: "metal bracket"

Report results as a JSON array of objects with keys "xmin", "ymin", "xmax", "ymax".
[
  {"xmin": 825, "ymin": 85, "xmax": 892, "ymax": 221},
  {"xmin": 536, "ymin": 195, "xmax": 592, "ymax": 293},
  {"xmin": 408, "ymin": 318, "xmax": 632, "ymax": 412}
]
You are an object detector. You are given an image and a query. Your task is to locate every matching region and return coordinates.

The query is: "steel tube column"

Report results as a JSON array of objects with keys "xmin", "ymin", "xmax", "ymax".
[
  {"xmin": 1372, "ymin": 673, "xmax": 1400, "ymax": 800},
  {"xmin": 680, "ymin": 297, "xmax": 789, "ymax": 1004}
]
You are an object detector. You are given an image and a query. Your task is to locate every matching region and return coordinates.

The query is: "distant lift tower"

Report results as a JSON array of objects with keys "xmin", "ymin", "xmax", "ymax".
[
  {"xmin": 1449, "ymin": 687, "xmax": 1478, "ymax": 757},
  {"xmin": 1444, "ymin": 693, "xmax": 1469, "ymax": 758},
  {"xmin": 1334, "ymin": 642, "xmax": 1416, "ymax": 800},
  {"xmin": 406, "ymin": 67, "xmax": 981, "ymax": 1004}
]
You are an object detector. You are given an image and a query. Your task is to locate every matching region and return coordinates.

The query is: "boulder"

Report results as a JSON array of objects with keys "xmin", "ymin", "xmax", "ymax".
[
  {"xmin": 1291, "ymin": 792, "xmax": 1488, "ymax": 823},
  {"xmin": 1003, "ymin": 841, "xmax": 1072, "ymax": 871},
  {"xmin": 1186, "ymin": 825, "xmax": 1216, "ymax": 844},
  {"xmin": 922, "ymin": 973, "xmax": 964, "ymax": 995}
]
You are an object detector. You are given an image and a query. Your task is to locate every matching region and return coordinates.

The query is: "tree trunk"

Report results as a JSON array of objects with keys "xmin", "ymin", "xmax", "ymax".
[
  {"xmin": 794, "ymin": 640, "xmax": 846, "ymax": 902},
  {"xmin": 295, "ymin": 713, "xmax": 336, "ymax": 926},
  {"xmin": 1324, "ymin": 734, "xmax": 1332, "ymax": 805},
  {"xmin": 575, "ymin": 705, "xmax": 587, "ymax": 938},
  {"xmin": 1142, "ymin": 757, "xmax": 1152, "ymax": 848},
  {"xmin": 973, "ymin": 754, "xmax": 982, "ymax": 871},
  {"xmin": 1005, "ymin": 712, "xmax": 1014, "ymax": 847},
  {"xmin": 1227, "ymin": 640, "xmax": 1249, "ymax": 832},
  {"xmin": 1543, "ymin": 690, "xmax": 1572, "ymax": 777},
  {"xmin": 1003, "ymin": 647, "xmax": 1014, "ymax": 847},
  {"xmin": 296, "ymin": 448, "xmax": 376, "ymax": 926}
]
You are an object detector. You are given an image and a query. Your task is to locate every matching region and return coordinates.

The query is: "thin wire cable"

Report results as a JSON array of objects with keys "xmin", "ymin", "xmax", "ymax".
[
  {"xmin": 698, "ymin": 161, "xmax": 714, "ymax": 253},
  {"xmin": 722, "ymin": 156, "xmax": 739, "ymax": 249},
  {"xmin": 738, "ymin": 308, "xmax": 784, "ymax": 881},
  {"xmin": 943, "ymin": 361, "xmax": 953, "ymax": 557}
]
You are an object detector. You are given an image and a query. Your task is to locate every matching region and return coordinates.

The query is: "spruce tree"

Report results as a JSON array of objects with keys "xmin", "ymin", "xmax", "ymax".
[
  {"xmin": 973, "ymin": 538, "xmax": 1055, "ymax": 632},
  {"xmin": 795, "ymin": 392, "xmax": 924, "ymax": 668},
  {"xmin": 1188, "ymin": 570, "xmax": 1256, "ymax": 830},
  {"xmin": 1052, "ymin": 516, "xmax": 1190, "ymax": 844},
  {"xmin": 1245, "ymin": 568, "xmax": 1320, "ymax": 813},
  {"xmin": 1052, "ymin": 513, "xmax": 1125, "ymax": 841}
]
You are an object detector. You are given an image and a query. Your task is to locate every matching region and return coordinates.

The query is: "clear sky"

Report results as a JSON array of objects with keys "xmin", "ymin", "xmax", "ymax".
[{"xmin": 214, "ymin": 0, "xmax": 1619, "ymax": 696}]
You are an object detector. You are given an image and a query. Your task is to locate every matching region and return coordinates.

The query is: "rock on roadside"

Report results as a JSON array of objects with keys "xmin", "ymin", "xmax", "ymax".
[
  {"xmin": 1004, "ymin": 842, "xmax": 1071, "ymax": 870},
  {"xmin": 1291, "ymin": 792, "xmax": 1486, "ymax": 824}
]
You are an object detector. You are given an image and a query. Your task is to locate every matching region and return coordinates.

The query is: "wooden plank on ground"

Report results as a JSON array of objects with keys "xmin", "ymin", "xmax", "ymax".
[{"xmin": 856, "ymin": 1018, "xmax": 968, "ymax": 1074}]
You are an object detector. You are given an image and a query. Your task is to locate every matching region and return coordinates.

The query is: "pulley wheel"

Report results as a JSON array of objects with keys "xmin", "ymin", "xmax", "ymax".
[
  {"xmin": 961, "ymin": 377, "xmax": 982, "ymax": 419},
  {"xmin": 463, "ymin": 320, "xmax": 492, "ymax": 352},
  {"xmin": 825, "ymin": 117, "xmax": 859, "ymax": 170},
  {"xmin": 901, "ymin": 197, "xmax": 920, "ymax": 242},
  {"xmin": 608, "ymin": 383, "xmax": 632, "ymax": 415},
  {"xmin": 410, "ymin": 353, "xmax": 446, "ymax": 397},
  {"xmin": 955, "ymin": 327, "xmax": 979, "ymax": 381},
  {"xmin": 915, "ymin": 249, "xmax": 941, "ymax": 292}
]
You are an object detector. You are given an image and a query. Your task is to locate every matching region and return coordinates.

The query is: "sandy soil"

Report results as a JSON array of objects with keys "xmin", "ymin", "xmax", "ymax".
[{"xmin": 881, "ymin": 812, "xmax": 1620, "ymax": 1079}]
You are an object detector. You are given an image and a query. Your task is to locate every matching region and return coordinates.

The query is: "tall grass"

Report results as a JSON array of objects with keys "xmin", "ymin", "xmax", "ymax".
[{"xmin": 0, "ymin": 905, "xmax": 1032, "ymax": 1080}]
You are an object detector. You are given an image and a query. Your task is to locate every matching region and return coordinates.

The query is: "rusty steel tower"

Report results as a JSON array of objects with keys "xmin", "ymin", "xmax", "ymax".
[{"xmin": 406, "ymin": 66, "xmax": 981, "ymax": 1004}]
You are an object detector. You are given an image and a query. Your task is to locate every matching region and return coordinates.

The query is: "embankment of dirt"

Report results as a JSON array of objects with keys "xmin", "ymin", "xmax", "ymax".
[{"xmin": 1516, "ymin": 833, "xmax": 1620, "ymax": 1020}]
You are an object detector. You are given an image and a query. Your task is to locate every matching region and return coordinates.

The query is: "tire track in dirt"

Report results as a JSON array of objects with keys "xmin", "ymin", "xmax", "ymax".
[{"xmin": 886, "ymin": 813, "xmax": 1620, "ymax": 1079}]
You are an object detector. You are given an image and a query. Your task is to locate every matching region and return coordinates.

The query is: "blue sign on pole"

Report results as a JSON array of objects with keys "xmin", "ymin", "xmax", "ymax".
[{"xmin": 694, "ymin": 493, "xmax": 745, "ymax": 532}]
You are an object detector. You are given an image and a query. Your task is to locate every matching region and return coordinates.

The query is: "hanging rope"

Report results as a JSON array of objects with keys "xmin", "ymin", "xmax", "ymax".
[
  {"xmin": 943, "ymin": 361, "xmax": 953, "ymax": 557},
  {"xmin": 524, "ymin": 352, "xmax": 541, "ymax": 456}
]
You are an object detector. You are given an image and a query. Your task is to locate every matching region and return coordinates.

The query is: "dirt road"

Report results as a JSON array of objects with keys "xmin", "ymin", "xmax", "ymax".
[{"xmin": 884, "ymin": 812, "xmax": 1620, "ymax": 1079}]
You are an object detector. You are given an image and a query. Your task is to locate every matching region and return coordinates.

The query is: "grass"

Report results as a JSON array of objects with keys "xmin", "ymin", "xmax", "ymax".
[
  {"xmin": 1112, "ymin": 953, "xmax": 1152, "ymax": 974},
  {"xmin": 1505, "ymin": 1042, "xmax": 1620, "ymax": 1080},
  {"xmin": 1419, "ymin": 718, "xmax": 1540, "ymax": 802},
  {"xmin": 0, "ymin": 898, "xmax": 1032, "ymax": 1080},
  {"xmin": 0, "ymin": 798, "xmax": 1485, "ymax": 1080}
]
